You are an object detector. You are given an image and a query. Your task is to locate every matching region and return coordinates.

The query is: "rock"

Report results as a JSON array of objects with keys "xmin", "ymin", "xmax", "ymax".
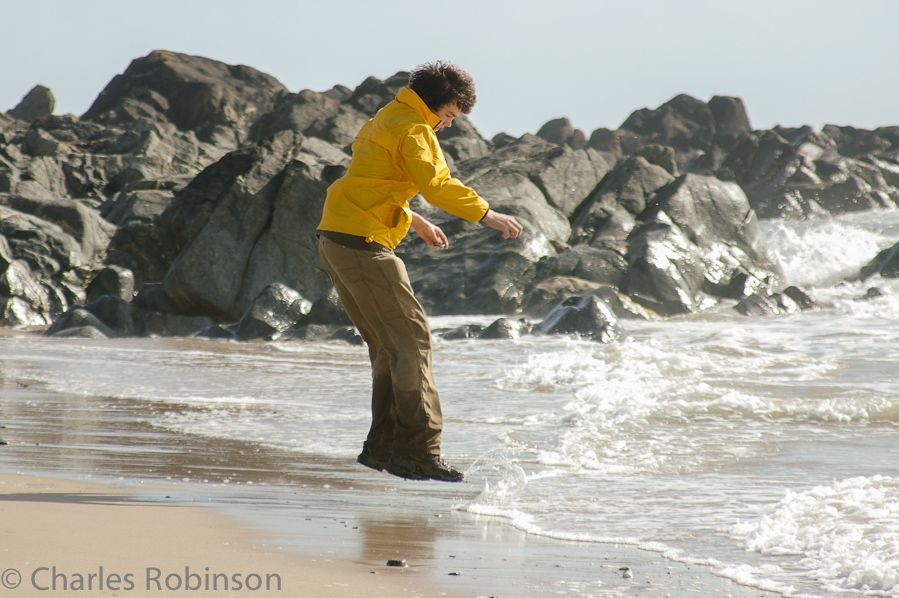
[
  {"xmin": 8, "ymin": 85, "xmax": 55, "ymax": 123},
  {"xmin": 570, "ymin": 156, "xmax": 675, "ymax": 245},
  {"xmin": 22, "ymin": 128, "xmax": 64, "ymax": 157},
  {"xmin": 106, "ymin": 224, "xmax": 181, "ymax": 287},
  {"xmin": 329, "ymin": 326, "xmax": 363, "ymax": 345},
  {"xmin": 236, "ymin": 283, "xmax": 311, "ymax": 341},
  {"xmin": 586, "ymin": 127, "xmax": 623, "ymax": 163},
  {"xmin": 250, "ymin": 86, "xmax": 369, "ymax": 148},
  {"xmin": 521, "ymin": 276, "xmax": 609, "ymax": 318},
  {"xmin": 439, "ymin": 324, "xmax": 486, "ymax": 340},
  {"xmin": 85, "ymin": 294, "xmax": 136, "ymax": 336},
  {"xmin": 345, "ymin": 72, "xmax": 408, "ymax": 116},
  {"xmin": 863, "ymin": 287, "xmax": 885, "ymax": 300},
  {"xmin": 618, "ymin": 94, "xmax": 717, "ymax": 162},
  {"xmin": 701, "ymin": 268, "xmax": 773, "ymax": 300},
  {"xmin": 822, "ymin": 124, "xmax": 896, "ymax": 159},
  {"xmin": 1, "ymin": 294, "xmax": 49, "ymax": 327},
  {"xmin": 0, "ymin": 236, "xmax": 54, "ymax": 326},
  {"xmin": 491, "ymin": 132, "xmax": 519, "ymax": 149},
  {"xmin": 735, "ymin": 292, "xmax": 800, "ymax": 317},
  {"xmin": 534, "ymin": 294, "xmax": 624, "ymax": 343},
  {"xmin": 633, "ymin": 144, "xmax": 679, "ymax": 176},
  {"xmin": 85, "ymin": 265, "xmax": 135, "ymax": 303},
  {"xmin": 234, "ymin": 149, "xmax": 347, "ymax": 315},
  {"xmin": 3, "ymin": 193, "xmax": 116, "ymax": 267},
  {"xmin": 297, "ymin": 287, "xmax": 352, "ymax": 327},
  {"xmin": 52, "ymin": 326, "xmax": 109, "ymax": 339},
  {"xmin": 708, "ymin": 95, "xmax": 752, "ymax": 148},
  {"xmin": 620, "ymin": 174, "xmax": 783, "ymax": 316},
  {"xmin": 401, "ymin": 168, "xmax": 566, "ymax": 315},
  {"xmin": 45, "ymin": 307, "xmax": 116, "ymax": 337},
  {"xmin": 533, "ymin": 245, "xmax": 628, "ymax": 287},
  {"xmin": 83, "ymin": 50, "xmax": 288, "ymax": 147},
  {"xmin": 480, "ymin": 318, "xmax": 531, "ymax": 339},
  {"xmin": 437, "ymin": 114, "xmax": 491, "ymax": 162},
  {"xmin": 0, "ymin": 204, "xmax": 94, "ymax": 318},
  {"xmin": 161, "ymin": 131, "xmax": 303, "ymax": 319},
  {"xmin": 133, "ymin": 282, "xmax": 179, "ymax": 314},
  {"xmin": 161, "ymin": 131, "xmax": 345, "ymax": 320},
  {"xmin": 783, "ymin": 286, "xmax": 815, "ymax": 310},
  {"xmin": 521, "ymin": 276, "xmax": 654, "ymax": 320},
  {"xmin": 456, "ymin": 134, "xmax": 612, "ymax": 218},
  {"xmin": 858, "ymin": 241, "xmax": 899, "ymax": 281},
  {"xmin": 717, "ymin": 126, "xmax": 899, "ymax": 218},
  {"xmin": 400, "ymin": 133, "xmax": 611, "ymax": 316},
  {"xmin": 536, "ymin": 117, "xmax": 587, "ymax": 149}
]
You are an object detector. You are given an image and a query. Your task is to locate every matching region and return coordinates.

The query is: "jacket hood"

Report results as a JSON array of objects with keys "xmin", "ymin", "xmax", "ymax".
[{"xmin": 395, "ymin": 87, "xmax": 441, "ymax": 130}]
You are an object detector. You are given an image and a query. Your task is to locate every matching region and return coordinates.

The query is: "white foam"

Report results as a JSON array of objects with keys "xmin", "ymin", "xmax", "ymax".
[
  {"xmin": 761, "ymin": 210, "xmax": 899, "ymax": 288},
  {"xmin": 732, "ymin": 476, "xmax": 899, "ymax": 596}
]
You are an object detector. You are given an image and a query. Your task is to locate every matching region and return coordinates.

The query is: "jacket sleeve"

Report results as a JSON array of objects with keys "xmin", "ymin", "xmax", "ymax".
[{"xmin": 399, "ymin": 125, "xmax": 489, "ymax": 221}]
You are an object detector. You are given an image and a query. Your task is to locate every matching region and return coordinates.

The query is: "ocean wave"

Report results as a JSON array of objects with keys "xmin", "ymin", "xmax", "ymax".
[{"xmin": 732, "ymin": 475, "xmax": 899, "ymax": 596}]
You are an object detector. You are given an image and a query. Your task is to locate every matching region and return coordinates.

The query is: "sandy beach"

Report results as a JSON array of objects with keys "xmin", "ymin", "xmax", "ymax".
[
  {"xmin": 0, "ymin": 469, "xmax": 777, "ymax": 598},
  {"xmin": 0, "ymin": 334, "xmax": 781, "ymax": 597},
  {"xmin": 0, "ymin": 472, "xmax": 470, "ymax": 598}
]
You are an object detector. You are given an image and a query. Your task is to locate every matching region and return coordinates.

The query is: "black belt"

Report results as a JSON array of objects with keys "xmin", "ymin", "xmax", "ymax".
[{"xmin": 317, "ymin": 230, "xmax": 390, "ymax": 252}]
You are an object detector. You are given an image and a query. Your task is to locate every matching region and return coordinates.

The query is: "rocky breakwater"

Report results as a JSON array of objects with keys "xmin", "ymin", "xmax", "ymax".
[{"xmin": 2, "ymin": 50, "xmax": 898, "ymax": 343}]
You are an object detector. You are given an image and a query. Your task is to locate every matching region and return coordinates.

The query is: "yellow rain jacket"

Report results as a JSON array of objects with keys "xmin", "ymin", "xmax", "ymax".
[{"xmin": 317, "ymin": 86, "xmax": 489, "ymax": 249}]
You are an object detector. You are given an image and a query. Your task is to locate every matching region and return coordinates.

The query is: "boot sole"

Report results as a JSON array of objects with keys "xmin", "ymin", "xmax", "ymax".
[
  {"xmin": 385, "ymin": 459, "xmax": 463, "ymax": 482},
  {"xmin": 357, "ymin": 453, "xmax": 386, "ymax": 472}
]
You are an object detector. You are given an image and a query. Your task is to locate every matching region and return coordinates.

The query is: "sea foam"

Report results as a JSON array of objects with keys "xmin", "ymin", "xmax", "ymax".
[{"xmin": 732, "ymin": 476, "xmax": 899, "ymax": 596}]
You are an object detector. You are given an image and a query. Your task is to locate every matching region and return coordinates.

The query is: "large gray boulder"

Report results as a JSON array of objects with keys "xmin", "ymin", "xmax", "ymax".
[
  {"xmin": 0, "ymin": 234, "xmax": 54, "ymax": 326},
  {"xmin": 536, "ymin": 117, "xmax": 588, "ymax": 149},
  {"xmin": 570, "ymin": 155, "xmax": 675, "ymax": 245},
  {"xmin": 8, "ymin": 85, "xmax": 55, "ymax": 123},
  {"xmin": 236, "ymin": 283, "xmax": 311, "ymax": 340},
  {"xmin": 530, "ymin": 245, "xmax": 628, "ymax": 289},
  {"xmin": 85, "ymin": 265, "xmax": 135, "ymax": 303},
  {"xmin": 162, "ymin": 131, "xmax": 347, "ymax": 321},
  {"xmin": 858, "ymin": 242, "xmax": 899, "ymax": 281},
  {"xmin": 83, "ymin": 50, "xmax": 288, "ymax": 149},
  {"xmin": 0, "ymin": 202, "xmax": 105, "ymax": 323},
  {"xmin": 534, "ymin": 293, "xmax": 624, "ymax": 342},
  {"xmin": 2, "ymin": 194, "xmax": 115, "ymax": 267},
  {"xmin": 620, "ymin": 174, "xmax": 784, "ymax": 316}
]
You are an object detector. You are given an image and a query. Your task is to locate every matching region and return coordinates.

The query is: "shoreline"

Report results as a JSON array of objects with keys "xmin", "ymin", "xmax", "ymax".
[
  {"xmin": 0, "ymin": 343, "xmax": 783, "ymax": 598},
  {"xmin": 0, "ymin": 471, "xmax": 466, "ymax": 598},
  {"xmin": 0, "ymin": 468, "xmax": 779, "ymax": 598}
]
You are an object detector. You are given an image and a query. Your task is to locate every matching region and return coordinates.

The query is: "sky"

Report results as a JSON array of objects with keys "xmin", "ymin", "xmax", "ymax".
[{"xmin": 3, "ymin": 1, "xmax": 897, "ymax": 141}]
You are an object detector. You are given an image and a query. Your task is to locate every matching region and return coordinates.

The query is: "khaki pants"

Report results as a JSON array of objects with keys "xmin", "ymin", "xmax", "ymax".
[{"xmin": 318, "ymin": 236, "xmax": 443, "ymax": 457}]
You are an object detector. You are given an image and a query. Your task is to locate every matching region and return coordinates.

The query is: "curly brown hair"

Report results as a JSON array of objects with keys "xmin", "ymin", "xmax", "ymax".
[{"xmin": 408, "ymin": 61, "xmax": 477, "ymax": 114}]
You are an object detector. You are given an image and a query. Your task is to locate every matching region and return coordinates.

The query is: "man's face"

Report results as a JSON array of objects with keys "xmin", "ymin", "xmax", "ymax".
[{"xmin": 432, "ymin": 102, "xmax": 461, "ymax": 132}]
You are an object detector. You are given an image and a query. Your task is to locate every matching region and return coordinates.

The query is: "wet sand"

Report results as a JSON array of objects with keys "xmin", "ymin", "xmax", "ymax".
[
  {"xmin": 0, "ymin": 369, "xmax": 779, "ymax": 597},
  {"xmin": 0, "ymin": 472, "xmax": 465, "ymax": 598}
]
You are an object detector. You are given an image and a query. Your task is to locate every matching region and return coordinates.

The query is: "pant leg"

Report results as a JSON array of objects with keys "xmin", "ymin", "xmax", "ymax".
[
  {"xmin": 318, "ymin": 236, "xmax": 442, "ymax": 456},
  {"xmin": 319, "ymin": 240, "xmax": 397, "ymax": 457}
]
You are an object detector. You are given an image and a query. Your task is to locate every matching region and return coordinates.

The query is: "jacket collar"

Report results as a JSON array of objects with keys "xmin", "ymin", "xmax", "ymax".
[{"xmin": 395, "ymin": 86, "xmax": 441, "ymax": 129}]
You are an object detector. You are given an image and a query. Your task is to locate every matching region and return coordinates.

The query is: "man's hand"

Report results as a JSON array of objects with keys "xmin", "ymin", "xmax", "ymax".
[
  {"xmin": 481, "ymin": 209, "xmax": 523, "ymax": 239},
  {"xmin": 411, "ymin": 211, "xmax": 450, "ymax": 249}
]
